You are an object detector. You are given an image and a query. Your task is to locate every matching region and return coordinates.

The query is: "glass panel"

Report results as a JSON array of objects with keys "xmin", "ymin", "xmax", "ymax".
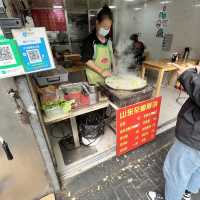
[
  {"xmin": 66, "ymin": 0, "xmax": 88, "ymax": 13},
  {"xmin": 115, "ymin": 0, "xmax": 200, "ymax": 61},
  {"xmin": 68, "ymin": 13, "xmax": 89, "ymax": 52},
  {"xmin": 88, "ymin": 0, "xmax": 109, "ymax": 10}
]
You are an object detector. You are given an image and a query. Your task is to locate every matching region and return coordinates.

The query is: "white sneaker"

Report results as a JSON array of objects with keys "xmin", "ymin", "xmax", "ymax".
[
  {"xmin": 146, "ymin": 191, "xmax": 164, "ymax": 200},
  {"xmin": 146, "ymin": 191, "xmax": 192, "ymax": 200},
  {"xmin": 182, "ymin": 192, "xmax": 191, "ymax": 200},
  {"xmin": 81, "ymin": 135, "xmax": 102, "ymax": 146}
]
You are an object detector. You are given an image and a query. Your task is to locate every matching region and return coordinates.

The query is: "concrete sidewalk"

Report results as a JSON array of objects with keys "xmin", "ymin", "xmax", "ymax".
[{"xmin": 57, "ymin": 128, "xmax": 200, "ymax": 200}]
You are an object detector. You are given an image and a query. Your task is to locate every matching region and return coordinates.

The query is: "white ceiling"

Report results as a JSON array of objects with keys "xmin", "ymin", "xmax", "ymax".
[
  {"xmin": 28, "ymin": 0, "xmax": 152, "ymax": 10},
  {"xmin": 28, "ymin": 0, "xmax": 151, "ymax": 8}
]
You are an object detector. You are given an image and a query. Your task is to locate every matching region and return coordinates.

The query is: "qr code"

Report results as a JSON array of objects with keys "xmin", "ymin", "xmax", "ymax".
[
  {"xmin": 0, "ymin": 45, "xmax": 14, "ymax": 62},
  {"xmin": 27, "ymin": 49, "xmax": 42, "ymax": 64}
]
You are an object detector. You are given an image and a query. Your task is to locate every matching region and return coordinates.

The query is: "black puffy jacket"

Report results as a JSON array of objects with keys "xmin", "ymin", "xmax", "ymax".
[{"xmin": 176, "ymin": 69, "xmax": 200, "ymax": 150}]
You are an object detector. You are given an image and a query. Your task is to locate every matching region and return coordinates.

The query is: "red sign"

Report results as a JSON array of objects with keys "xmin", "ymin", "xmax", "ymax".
[
  {"xmin": 31, "ymin": 9, "xmax": 67, "ymax": 32},
  {"xmin": 116, "ymin": 97, "xmax": 162, "ymax": 156}
]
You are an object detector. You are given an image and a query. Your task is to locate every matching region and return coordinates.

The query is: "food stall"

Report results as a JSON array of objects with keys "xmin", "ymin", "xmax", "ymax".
[
  {"xmin": 0, "ymin": 0, "xmax": 199, "ymax": 198},
  {"xmin": 3, "ymin": 0, "xmax": 200, "ymax": 195},
  {"xmin": 33, "ymin": 77, "xmax": 159, "ymax": 179},
  {"xmin": 0, "ymin": 23, "xmax": 161, "ymax": 187},
  {"xmin": 0, "ymin": 1, "xmax": 171, "ymax": 190},
  {"xmin": 24, "ymin": 41, "xmax": 162, "ymax": 185},
  {"xmin": 0, "ymin": 20, "xmax": 161, "ymax": 191},
  {"xmin": 0, "ymin": 1, "xmax": 158, "ymax": 186}
]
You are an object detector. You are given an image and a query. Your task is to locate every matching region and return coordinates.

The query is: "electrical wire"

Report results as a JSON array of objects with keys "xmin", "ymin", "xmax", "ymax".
[
  {"xmin": 50, "ymin": 124, "xmax": 69, "ymax": 139},
  {"xmin": 50, "ymin": 123, "xmax": 78, "ymax": 151},
  {"xmin": 59, "ymin": 137, "xmax": 78, "ymax": 151}
]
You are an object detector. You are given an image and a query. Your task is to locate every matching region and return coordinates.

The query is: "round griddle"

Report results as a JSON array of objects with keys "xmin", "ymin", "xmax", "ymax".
[
  {"xmin": 105, "ymin": 75, "xmax": 147, "ymax": 91},
  {"xmin": 105, "ymin": 84, "xmax": 147, "ymax": 92}
]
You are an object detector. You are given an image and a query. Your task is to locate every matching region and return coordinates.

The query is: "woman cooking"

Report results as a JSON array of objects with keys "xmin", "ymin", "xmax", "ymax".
[
  {"xmin": 79, "ymin": 6, "xmax": 114, "ymax": 146},
  {"xmin": 81, "ymin": 5, "xmax": 114, "ymax": 85}
]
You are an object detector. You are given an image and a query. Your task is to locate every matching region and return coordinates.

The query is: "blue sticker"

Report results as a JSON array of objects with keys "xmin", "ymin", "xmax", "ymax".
[{"xmin": 18, "ymin": 38, "xmax": 51, "ymax": 73}]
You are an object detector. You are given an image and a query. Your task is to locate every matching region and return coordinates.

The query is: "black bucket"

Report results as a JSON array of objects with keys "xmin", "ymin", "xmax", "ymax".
[{"xmin": 77, "ymin": 110, "xmax": 105, "ymax": 142}]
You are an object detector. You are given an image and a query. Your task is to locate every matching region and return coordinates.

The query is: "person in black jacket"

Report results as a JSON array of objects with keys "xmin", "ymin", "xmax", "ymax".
[
  {"xmin": 130, "ymin": 34, "xmax": 145, "ymax": 66},
  {"xmin": 147, "ymin": 64, "xmax": 200, "ymax": 200}
]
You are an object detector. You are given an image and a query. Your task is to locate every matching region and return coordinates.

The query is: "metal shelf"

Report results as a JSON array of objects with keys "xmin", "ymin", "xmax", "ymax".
[{"xmin": 43, "ymin": 101, "xmax": 109, "ymax": 124}]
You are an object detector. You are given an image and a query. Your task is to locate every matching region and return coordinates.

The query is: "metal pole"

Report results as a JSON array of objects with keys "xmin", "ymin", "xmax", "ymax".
[
  {"xmin": 87, "ymin": 0, "xmax": 90, "ymax": 32},
  {"xmin": 16, "ymin": 76, "xmax": 60, "ymax": 192},
  {"xmin": 63, "ymin": 0, "xmax": 72, "ymax": 52},
  {"xmin": 88, "ymin": 10, "xmax": 91, "ymax": 33}
]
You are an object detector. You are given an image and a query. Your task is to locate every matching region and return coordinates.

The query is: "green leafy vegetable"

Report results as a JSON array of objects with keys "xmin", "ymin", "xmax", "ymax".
[{"xmin": 42, "ymin": 99, "xmax": 74, "ymax": 113}]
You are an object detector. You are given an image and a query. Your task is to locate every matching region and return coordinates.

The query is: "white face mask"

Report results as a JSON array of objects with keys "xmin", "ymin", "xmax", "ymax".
[{"xmin": 98, "ymin": 27, "xmax": 110, "ymax": 37}]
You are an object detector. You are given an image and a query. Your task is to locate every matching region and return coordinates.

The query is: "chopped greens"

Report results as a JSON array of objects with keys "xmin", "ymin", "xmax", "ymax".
[{"xmin": 42, "ymin": 99, "xmax": 74, "ymax": 113}]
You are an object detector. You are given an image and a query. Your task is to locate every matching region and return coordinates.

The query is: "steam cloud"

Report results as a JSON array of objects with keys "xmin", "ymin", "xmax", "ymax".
[
  {"xmin": 113, "ymin": 1, "xmax": 136, "ymax": 74},
  {"xmin": 114, "ymin": 0, "xmax": 141, "ymax": 74}
]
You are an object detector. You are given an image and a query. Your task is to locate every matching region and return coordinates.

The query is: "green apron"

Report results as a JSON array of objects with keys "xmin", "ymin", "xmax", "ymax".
[{"xmin": 86, "ymin": 43, "xmax": 112, "ymax": 85}]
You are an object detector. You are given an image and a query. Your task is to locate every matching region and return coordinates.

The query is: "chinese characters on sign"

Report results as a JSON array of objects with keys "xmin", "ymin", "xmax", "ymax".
[{"xmin": 116, "ymin": 97, "xmax": 162, "ymax": 156}]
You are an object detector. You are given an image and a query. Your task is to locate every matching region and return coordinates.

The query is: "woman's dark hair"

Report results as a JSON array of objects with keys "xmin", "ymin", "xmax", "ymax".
[{"xmin": 96, "ymin": 5, "xmax": 113, "ymax": 22}]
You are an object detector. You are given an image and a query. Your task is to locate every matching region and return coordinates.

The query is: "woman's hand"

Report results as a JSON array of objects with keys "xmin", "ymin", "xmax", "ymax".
[
  {"xmin": 101, "ymin": 70, "xmax": 112, "ymax": 78},
  {"xmin": 86, "ymin": 60, "xmax": 112, "ymax": 78}
]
